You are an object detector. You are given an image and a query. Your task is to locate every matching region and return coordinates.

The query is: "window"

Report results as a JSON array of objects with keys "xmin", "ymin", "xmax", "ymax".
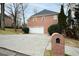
[
  {"xmin": 41, "ymin": 16, "xmax": 45, "ymax": 21},
  {"xmin": 33, "ymin": 18, "xmax": 35, "ymax": 22},
  {"xmin": 35, "ymin": 18, "xmax": 37, "ymax": 22},
  {"xmin": 33, "ymin": 17, "xmax": 37, "ymax": 22},
  {"xmin": 56, "ymin": 38, "xmax": 60, "ymax": 44},
  {"xmin": 53, "ymin": 15, "xmax": 58, "ymax": 20}
]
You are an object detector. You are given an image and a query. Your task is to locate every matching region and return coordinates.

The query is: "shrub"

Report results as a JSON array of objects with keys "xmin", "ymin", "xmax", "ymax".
[
  {"xmin": 65, "ymin": 27, "xmax": 79, "ymax": 39},
  {"xmin": 5, "ymin": 26, "xmax": 14, "ymax": 28},
  {"xmin": 48, "ymin": 24, "xmax": 62, "ymax": 35},
  {"xmin": 22, "ymin": 27, "xmax": 29, "ymax": 34}
]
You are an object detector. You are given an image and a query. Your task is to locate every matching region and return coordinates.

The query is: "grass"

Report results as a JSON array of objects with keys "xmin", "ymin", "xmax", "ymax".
[
  {"xmin": 44, "ymin": 50, "xmax": 52, "ymax": 56},
  {"xmin": 44, "ymin": 50, "xmax": 70, "ymax": 56},
  {"xmin": 65, "ymin": 37, "xmax": 79, "ymax": 48},
  {"xmin": 0, "ymin": 28, "xmax": 23, "ymax": 34}
]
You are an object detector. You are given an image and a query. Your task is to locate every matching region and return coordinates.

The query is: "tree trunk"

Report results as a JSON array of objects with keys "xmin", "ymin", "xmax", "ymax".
[
  {"xmin": 14, "ymin": 15, "xmax": 17, "ymax": 31},
  {"xmin": 22, "ymin": 4, "xmax": 26, "ymax": 27},
  {"xmin": 1, "ymin": 3, "xmax": 5, "ymax": 30}
]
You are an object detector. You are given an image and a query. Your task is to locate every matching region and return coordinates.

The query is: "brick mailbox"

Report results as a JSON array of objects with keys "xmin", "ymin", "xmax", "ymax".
[{"xmin": 51, "ymin": 33, "xmax": 64, "ymax": 56}]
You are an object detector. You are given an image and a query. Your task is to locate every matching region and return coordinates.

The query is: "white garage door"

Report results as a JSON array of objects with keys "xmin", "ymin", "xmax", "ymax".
[{"xmin": 29, "ymin": 27, "xmax": 44, "ymax": 34}]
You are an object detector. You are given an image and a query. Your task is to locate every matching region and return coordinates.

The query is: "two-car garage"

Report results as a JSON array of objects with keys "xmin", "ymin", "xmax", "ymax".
[{"xmin": 29, "ymin": 27, "xmax": 44, "ymax": 34}]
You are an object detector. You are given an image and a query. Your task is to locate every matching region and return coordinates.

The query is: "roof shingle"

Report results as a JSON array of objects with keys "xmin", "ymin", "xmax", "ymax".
[{"xmin": 32, "ymin": 9, "xmax": 58, "ymax": 17}]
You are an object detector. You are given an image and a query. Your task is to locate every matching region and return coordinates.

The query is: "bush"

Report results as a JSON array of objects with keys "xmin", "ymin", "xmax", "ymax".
[
  {"xmin": 5, "ymin": 26, "xmax": 14, "ymax": 28},
  {"xmin": 22, "ymin": 27, "xmax": 29, "ymax": 34},
  {"xmin": 65, "ymin": 27, "xmax": 79, "ymax": 39},
  {"xmin": 48, "ymin": 24, "xmax": 62, "ymax": 35}
]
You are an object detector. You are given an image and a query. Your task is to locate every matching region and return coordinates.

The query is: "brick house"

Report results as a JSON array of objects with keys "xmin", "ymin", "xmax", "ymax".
[
  {"xmin": 0, "ymin": 14, "xmax": 14, "ymax": 28},
  {"xmin": 27, "ymin": 9, "xmax": 58, "ymax": 34}
]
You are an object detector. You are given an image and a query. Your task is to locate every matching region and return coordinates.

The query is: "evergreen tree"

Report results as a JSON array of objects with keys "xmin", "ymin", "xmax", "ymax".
[{"xmin": 58, "ymin": 5, "xmax": 67, "ymax": 32}]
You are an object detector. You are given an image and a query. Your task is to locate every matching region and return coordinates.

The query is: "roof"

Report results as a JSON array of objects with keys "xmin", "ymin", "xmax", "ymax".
[{"xmin": 32, "ymin": 9, "xmax": 58, "ymax": 17}]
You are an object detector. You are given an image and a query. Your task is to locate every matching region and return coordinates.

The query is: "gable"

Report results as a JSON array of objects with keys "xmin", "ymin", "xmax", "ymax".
[
  {"xmin": 32, "ymin": 9, "xmax": 58, "ymax": 17},
  {"xmin": 27, "ymin": 9, "xmax": 58, "ymax": 22}
]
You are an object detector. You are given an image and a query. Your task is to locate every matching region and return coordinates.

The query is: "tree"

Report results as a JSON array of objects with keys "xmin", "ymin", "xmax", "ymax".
[
  {"xmin": 58, "ymin": 4, "xmax": 67, "ymax": 33},
  {"xmin": 65, "ymin": 4, "xmax": 79, "ymax": 39},
  {"xmin": 20, "ymin": 3, "xmax": 28, "ymax": 27},
  {"xmin": 74, "ymin": 4, "xmax": 79, "ymax": 39},
  {"xmin": 5, "ymin": 3, "xmax": 22, "ymax": 31},
  {"xmin": 0, "ymin": 3, "xmax": 5, "ymax": 30},
  {"xmin": 67, "ymin": 9, "xmax": 74, "ymax": 28},
  {"xmin": 74, "ymin": 4, "xmax": 79, "ymax": 29},
  {"xmin": 66, "ymin": 9, "xmax": 77, "ymax": 39}
]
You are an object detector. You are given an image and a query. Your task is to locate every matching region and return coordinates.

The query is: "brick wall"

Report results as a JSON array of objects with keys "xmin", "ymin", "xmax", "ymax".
[
  {"xmin": 27, "ymin": 15, "xmax": 58, "ymax": 34},
  {"xmin": 4, "ymin": 17, "xmax": 14, "ymax": 27},
  {"xmin": 51, "ymin": 33, "xmax": 64, "ymax": 56}
]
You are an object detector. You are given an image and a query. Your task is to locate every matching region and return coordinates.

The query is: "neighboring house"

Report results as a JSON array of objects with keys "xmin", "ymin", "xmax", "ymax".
[
  {"xmin": 0, "ymin": 14, "xmax": 14, "ymax": 28},
  {"xmin": 27, "ymin": 9, "xmax": 58, "ymax": 34}
]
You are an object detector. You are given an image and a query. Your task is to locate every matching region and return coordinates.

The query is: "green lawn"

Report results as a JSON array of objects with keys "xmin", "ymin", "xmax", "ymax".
[{"xmin": 0, "ymin": 28, "xmax": 23, "ymax": 34}]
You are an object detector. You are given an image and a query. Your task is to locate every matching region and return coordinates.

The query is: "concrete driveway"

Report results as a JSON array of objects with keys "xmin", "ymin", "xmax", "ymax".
[
  {"xmin": 0, "ymin": 34, "xmax": 50, "ymax": 56},
  {"xmin": 0, "ymin": 34, "xmax": 79, "ymax": 56},
  {"xmin": 65, "ymin": 46, "xmax": 79, "ymax": 56}
]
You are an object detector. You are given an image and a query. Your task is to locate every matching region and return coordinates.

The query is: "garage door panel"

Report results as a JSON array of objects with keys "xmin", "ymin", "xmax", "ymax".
[{"xmin": 29, "ymin": 27, "xmax": 44, "ymax": 34}]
